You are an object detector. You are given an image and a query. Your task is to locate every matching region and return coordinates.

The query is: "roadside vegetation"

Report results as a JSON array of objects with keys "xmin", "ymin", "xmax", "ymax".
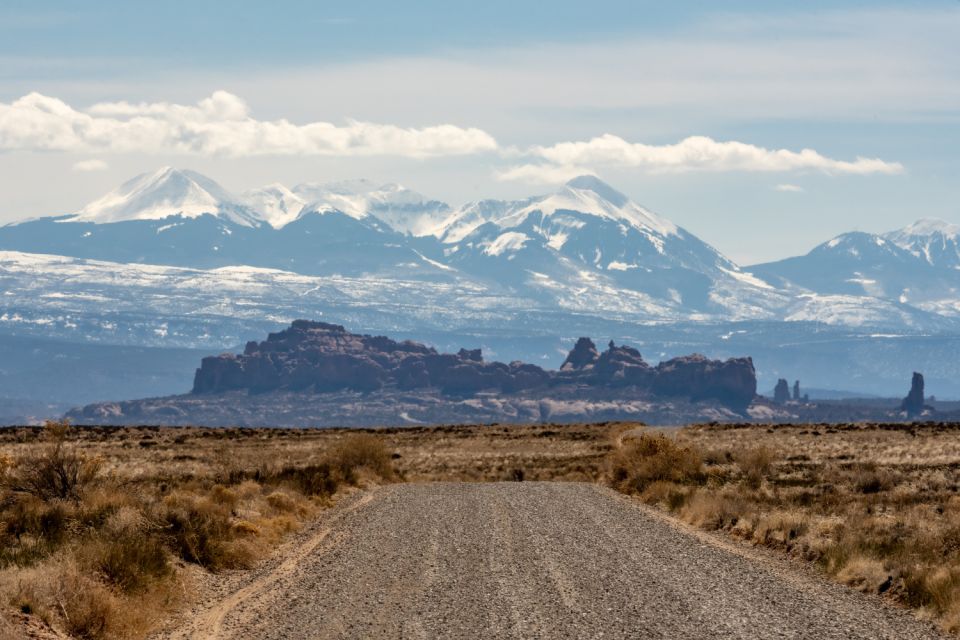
[
  {"xmin": 608, "ymin": 423, "xmax": 960, "ymax": 634},
  {"xmin": 14, "ymin": 419, "xmax": 953, "ymax": 636},
  {"xmin": 0, "ymin": 420, "xmax": 610, "ymax": 638},
  {"xmin": 0, "ymin": 421, "xmax": 394, "ymax": 639}
]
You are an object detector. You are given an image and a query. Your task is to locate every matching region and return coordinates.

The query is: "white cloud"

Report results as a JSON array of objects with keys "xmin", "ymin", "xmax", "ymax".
[
  {"xmin": 495, "ymin": 164, "xmax": 594, "ymax": 184},
  {"xmin": 0, "ymin": 90, "xmax": 904, "ymax": 181},
  {"xmin": 774, "ymin": 183, "xmax": 804, "ymax": 192},
  {"xmin": 0, "ymin": 91, "xmax": 499, "ymax": 158},
  {"xmin": 71, "ymin": 159, "xmax": 108, "ymax": 172},
  {"xmin": 527, "ymin": 135, "xmax": 903, "ymax": 175}
]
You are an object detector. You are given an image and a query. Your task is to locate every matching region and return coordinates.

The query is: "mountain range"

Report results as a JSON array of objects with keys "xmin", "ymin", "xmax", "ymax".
[
  {"xmin": 4, "ymin": 167, "xmax": 955, "ymax": 326},
  {"xmin": 0, "ymin": 166, "xmax": 958, "ymax": 418}
]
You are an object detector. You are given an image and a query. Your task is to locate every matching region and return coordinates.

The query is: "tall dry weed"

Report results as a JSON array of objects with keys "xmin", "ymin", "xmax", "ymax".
[
  {"xmin": 4, "ymin": 421, "xmax": 100, "ymax": 501},
  {"xmin": 330, "ymin": 433, "xmax": 394, "ymax": 482},
  {"xmin": 608, "ymin": 433, "xmax": 704, "ymax": 494}
]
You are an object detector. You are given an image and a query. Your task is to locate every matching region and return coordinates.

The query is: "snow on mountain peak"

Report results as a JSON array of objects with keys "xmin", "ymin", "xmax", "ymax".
[
  {"xmin": 885, "ymin": 218, "xmax": 960, "ymax": 267},
  {"xmin": 242, "ymin": 183, "xmax": 306, "ymax": 228},
  {"xmin": 564, "ymin": 175, "xmax": 628, "ymax": 207},
  {"xmin": 495, "ymin": 175, "xmax": 679, "ymax": 238},
  {"xmin": 890, "ymin": 218, "xmax": 960, "ymax": 239},
  {"xmin": 290, "ymin": 179, "xmax": 449, "ymax": 235},
  {"xmin": 69, "ymin": 167, "xmax": 261, "ymax": 227}
]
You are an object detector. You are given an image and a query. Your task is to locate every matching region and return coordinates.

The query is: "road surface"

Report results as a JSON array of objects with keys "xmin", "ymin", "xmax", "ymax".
[{"xmin": 170, "ymin": 482, "xmax": 944, "ymax": 639}]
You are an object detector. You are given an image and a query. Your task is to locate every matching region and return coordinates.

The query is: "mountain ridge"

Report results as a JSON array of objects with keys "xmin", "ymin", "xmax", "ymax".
[{"xmin": 1, "ymin": 167, "xmax": 958, "ymax": 329}]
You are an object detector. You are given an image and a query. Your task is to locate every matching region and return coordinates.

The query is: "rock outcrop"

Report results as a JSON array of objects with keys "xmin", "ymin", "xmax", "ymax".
[
  {"xmin": 193, "ymin": 321, "xmax": 551, "ymax": 396},
  {"xmin": 901, "ymin": 372, "xmax": 926, "ymax": 416},
  {"xmin": 561, "ymin": 337, "xmax": 601, "ymax": 371},
  {"xmin": 191, "ymin": 323, "xmax": 756, "ymax": 408},
  {"xmin": 653, "ymin": 354, "xmax": 757, "ymax": 409},
  {"xmin": 70, "ymin": 320, "xmax": 759, "ymax": 426},
  {"xmin": 773, "ymin": 379, "xmax": 790, "ymax": 404}
]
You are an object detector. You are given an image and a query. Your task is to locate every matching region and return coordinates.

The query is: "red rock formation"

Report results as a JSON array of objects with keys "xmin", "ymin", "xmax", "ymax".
[
  {"xmin": 901, "ymin": 372, "xmax": 926, "ymax": 416},
  {"xmin": 191, "ymin": 321, "xmax": 756, "ymax": 409},
  {"xmin": 560, "ymin": 337, "xmax": 600, "ymax": 371}
]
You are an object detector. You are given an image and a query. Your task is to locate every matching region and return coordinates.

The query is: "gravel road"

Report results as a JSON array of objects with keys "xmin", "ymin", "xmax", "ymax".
[{"xmin": 173, "ymin": 482, "xmax": 945, "ymax": 639}]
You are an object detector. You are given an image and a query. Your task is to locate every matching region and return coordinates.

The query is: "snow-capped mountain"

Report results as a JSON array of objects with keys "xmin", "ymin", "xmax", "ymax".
[
  {"xmin": 751, "ymin": 221, "xmax": 960, "ymax": 318},
  {"xmin": 431, "ymin": 175, "xmax": 678, "ymax": 244},
  {"xmin": 68, "ymin": 167, "xmax": 262, "ymax": 227},
  {"xmin": 293, "ymin": 179, "xmax": 450, "ymax": 236},
  {"xmin": 885, "ymin": 218, "xmax": 960, "ymax": 269},
  {"xmin": 1, "ymin": 166, "xmax": 958, "ymax": 328},
  {"xmin": 242, "ymin": 178, "xmax": 450, "ymax": 235},
  {"xmin": 242, "ymin": 183, "xmax": 306, "ymax": 228},
  {"xmin": 439, "ymin": 175, "xmax": 784, "ymax": 318},
  {"xmin": 750, "ymin": 232, "xmax": 925, "ymax": 297},
  {"xmin": 0, "ymin": 169, "xmax": 453, "ymax": 278}
]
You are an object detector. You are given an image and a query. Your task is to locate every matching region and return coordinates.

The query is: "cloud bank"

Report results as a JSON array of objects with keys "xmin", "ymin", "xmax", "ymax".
[
  {"xmin": 0, "ymin": 91, "xmax": 498, "ymax": 158},
  {"xmin": 0, "ymin": 92, "xmax": 903, "ymax": 180},
  {"xmin": 497, "ymin": 135, "xmax": 903, "ymax": 183}
]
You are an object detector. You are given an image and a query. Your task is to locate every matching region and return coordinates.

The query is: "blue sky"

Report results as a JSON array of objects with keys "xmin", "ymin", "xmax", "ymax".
[{"xmin": 0, "ymin": 1, "xmax": 957, "ymax": 263}]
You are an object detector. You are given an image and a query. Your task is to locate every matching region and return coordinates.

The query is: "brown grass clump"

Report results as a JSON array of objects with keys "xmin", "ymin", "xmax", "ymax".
[
  {"xmin": 268, "ymin": 463, "xmax": 338, "ymax": 497},
  {"xmin": 607, "ymin": 422, "xmax": 960, "ymax": 635},
  {"xmin": 159, "ymin": 490, "xmax": 256, "ymax": 570},
  {"xmin": 608, "ymin": 433, "xmax": 704, "ymax": 494},
  {"xmin": 735, "ymin": 446, "xmax": 774, "ymax": 489},
  {"xmin": 82, "ymin": 532, "xmax": 171, "ymax": 594},
  {"xmin": 329, "ymin": 433, "xmax": 395, "ymax": 483}
]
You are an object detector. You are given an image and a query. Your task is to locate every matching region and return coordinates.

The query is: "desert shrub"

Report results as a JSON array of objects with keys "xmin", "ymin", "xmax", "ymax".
[
  {"xmin": 0, "ymin": 453, "xmax": 12, "ymax": 480},
  {"xmin": 735, "ymin": 446, "xmax": 775, "ymax": 489},
  {"xmin": 680, "ymin": 491, "xmax": 747, "ymax": 530},
  {"xmin": 851, "ymin": 464, "xmax": 896, "ymax": 494},
  {"xmin": 639, "ymin": 480, "xmax": 693, "ymax": 510},
  {"xmin": 209, "ymin": 485, "xmax": 239, "ymax": 511},
  {"xmin": 54, "ymin": 569, "xmax": 121, "ymax": 640},
  {"xmin": 75, "ymin": 487, "xmax": 137, "ymax": 530},
  {"xmin": 270, "ymin": 463, "xmax": 338, "ymax": 497},
  {"xmin": 329, "ymin": 434, "xmax": 394, "ymax": 483},
  {"xmin": 158, "ymin": 492, "xmax": 251, "ymax": 570},
  {"xmin": 752, "ymin": 511, "xmax": 809, "ymax": 546},
  {"xmin": 835, "ymin": 554, "xmax": 891, "ymax": 593},
  {"xmin": 5, "ymin": 421, "xmax": 100, "ymax": 501},
  {"xmin": 608, "ymin": 433, "xmax": 704, "ymax": 494},
  {"xmin": 902, "ymin": 566, "xmax": 960, "ymax": 614},
  {"xmin": 83, "ymin": 534, "xmax": 171, "ymax": 594},
  {"xmin": 265, "ymin": 491, "xmax": 298, "ymax": 513},
  {"xmin": 0, "ymin": 495, "xmax": 71, "ymax": 564},
  {"xmin": 701, "ymin": 448, "xmax": 734, "ymax": 466}
]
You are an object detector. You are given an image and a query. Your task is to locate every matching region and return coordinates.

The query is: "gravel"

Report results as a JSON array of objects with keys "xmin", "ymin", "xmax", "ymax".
[{"xmin": 172, "ymin": 482, "xmax": 947, "ymax": 639}]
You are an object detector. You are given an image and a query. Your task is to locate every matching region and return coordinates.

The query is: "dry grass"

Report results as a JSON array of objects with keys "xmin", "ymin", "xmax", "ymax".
[
  {"xmin": 0, "ymin": 421, "xmax": 399, "ymax": 639},
  {"xmin": 9, "ymin": 419, "xmax": 960, "ymax": 635},
  {"xmin": 608, "ymin": 433, "xmax": 704, "ymax": 494},
  {"xmin": 0, "ymin": 420, "xmax": 618, "ymax": 637},
  {"xmin": 607, "ymin": 422, "xmax": 960, "ymax": 634}
]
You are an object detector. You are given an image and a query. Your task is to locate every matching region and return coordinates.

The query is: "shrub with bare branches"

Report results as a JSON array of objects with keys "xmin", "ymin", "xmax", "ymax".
[{"xmin": 4, "ymin": 421, "xmax": 100, "ymax": 501}]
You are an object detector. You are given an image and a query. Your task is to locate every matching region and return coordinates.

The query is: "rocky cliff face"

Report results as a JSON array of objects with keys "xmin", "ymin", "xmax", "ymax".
[
  {"xmin": 773, "ymin": 379, "xmax": 790, "ymax": 404},
  {"xmin": 901, "ymin": 372, "xmax": 926, "ymax": 416},
  {"xmin": 69, "ymin": 320, "xmax": 758, "ymax": 426},
  {"xmin": 192, "ymin": 320, "xmax": 552, "ymax": 396},
  {"xmin": 191, "ymin": 322, "xmax": 756, "ymax": 408}
]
